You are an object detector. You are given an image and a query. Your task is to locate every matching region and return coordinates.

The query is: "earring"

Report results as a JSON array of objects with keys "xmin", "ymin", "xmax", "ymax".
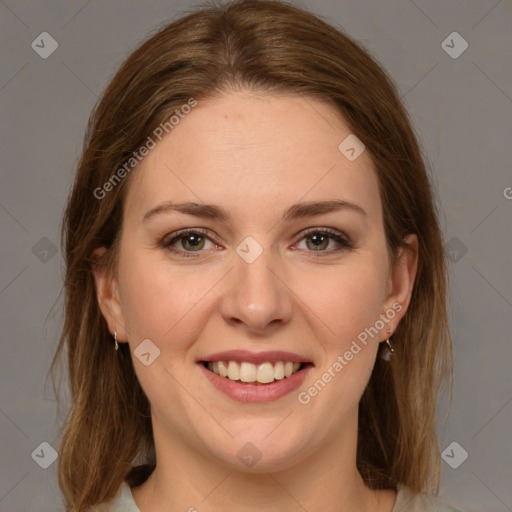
[
  {"xmin": 385, "ymin": 329, "xmax": 394, "ymax": 354},
  {"xmin": 114, "ymin": 330, "xmax": 119, "ymax": 351}
]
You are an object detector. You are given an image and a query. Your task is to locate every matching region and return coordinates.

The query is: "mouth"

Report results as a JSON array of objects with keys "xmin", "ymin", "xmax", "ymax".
[
  {"xmin": 197, "ymin": 349, "xmax": 314, "ymax": 402},
  {"xmin": 201, "ymin": 360, "xmax": 313, "ymax": 386}
]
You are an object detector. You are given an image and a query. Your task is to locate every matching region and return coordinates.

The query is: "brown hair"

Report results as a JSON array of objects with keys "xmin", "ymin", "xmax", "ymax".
[{"xmin": 50, "ymin": 0, "xmax": 452, "ymax": 509}]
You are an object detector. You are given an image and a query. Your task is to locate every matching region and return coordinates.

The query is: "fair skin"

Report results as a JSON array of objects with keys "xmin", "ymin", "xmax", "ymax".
[{"xmin": 94, "ymin": 91, "xmax": 418, "ymax": 512}]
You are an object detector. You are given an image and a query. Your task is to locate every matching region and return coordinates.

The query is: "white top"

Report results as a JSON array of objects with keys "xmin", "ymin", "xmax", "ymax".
[{"xmin": 92, "ymin": 480, "xmax": 462, "ymax": 511}]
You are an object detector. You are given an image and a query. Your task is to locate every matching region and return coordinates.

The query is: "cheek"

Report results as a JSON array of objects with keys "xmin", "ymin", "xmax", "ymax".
[
  {"xmin": 292, "ymin": 258, "xmax": 389, "ymax": 344},
  {"xmin": 117, "ymin": 250, "xmax": 220, "ymax": 351},
  {"xmin": 293, "ymin": 263, "xmax": 387, "ymax": 424}
]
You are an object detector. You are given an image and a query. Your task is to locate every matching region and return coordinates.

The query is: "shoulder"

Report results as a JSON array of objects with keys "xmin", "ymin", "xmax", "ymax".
[
  {"xmin": 86, "ymin": 481, "xmax": 140, "ymax": 512},
  {"xmin": 393, "ymin": 484, "xmax": 463, "ymax": 512}
]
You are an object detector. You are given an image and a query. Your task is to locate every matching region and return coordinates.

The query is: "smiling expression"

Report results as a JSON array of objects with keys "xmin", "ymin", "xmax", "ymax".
[{"xmin": 95, "ymin": 90, "xmax": 415, "ymax": 472}]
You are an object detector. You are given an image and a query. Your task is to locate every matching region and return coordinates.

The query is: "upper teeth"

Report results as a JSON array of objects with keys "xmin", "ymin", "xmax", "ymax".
[{"xmin": 207, "ymin": 361, "xmax": 302, "ymax": 384}]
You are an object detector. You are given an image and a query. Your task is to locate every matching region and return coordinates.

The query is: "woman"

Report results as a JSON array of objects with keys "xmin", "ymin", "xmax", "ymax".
[{"xmin": 51, "ymin": 1, "xmax": 460, "ymax": 510}]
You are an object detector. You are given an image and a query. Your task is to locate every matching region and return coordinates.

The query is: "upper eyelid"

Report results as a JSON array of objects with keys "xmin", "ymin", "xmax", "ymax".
[
  {"xmin": 164, "ymin": 227, "xmax": 219, "ymax": 244},
  {"xmin": 298, "ymin": 226, "xmax": 350, "ymax": 241}
]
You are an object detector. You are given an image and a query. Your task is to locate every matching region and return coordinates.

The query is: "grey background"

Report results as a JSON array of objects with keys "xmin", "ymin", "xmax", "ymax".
[{"xmin": 0, "ymin": 0, "xmax": 511, "ymax": 511}]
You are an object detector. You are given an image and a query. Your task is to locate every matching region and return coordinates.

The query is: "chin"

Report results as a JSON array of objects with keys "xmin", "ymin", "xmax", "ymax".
[{"xmin": 202, "ymin": 427, "xmax": 310, "ymax": 473}]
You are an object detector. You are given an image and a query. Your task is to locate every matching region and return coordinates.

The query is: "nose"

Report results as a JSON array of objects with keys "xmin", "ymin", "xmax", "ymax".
[{"xmin": 220, "ymin": 248, "xmax": 293, "ymax": 336}]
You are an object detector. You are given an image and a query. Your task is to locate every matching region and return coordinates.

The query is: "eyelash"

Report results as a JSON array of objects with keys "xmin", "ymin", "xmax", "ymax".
[{"xmin": 159, "ymin": 227, "xmax": 353, "ymax": 259}]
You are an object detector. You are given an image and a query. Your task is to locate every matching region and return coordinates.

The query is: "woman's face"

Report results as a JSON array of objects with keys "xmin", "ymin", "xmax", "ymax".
[{"xmin": 96, "ymin": 91, "xmax": 416, "ymax": 472}]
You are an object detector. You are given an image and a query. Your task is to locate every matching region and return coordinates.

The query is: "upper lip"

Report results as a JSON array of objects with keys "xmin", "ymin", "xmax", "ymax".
[{"xmin": 199, "ymin": 349, "xmax": 313, "ymax": 365}]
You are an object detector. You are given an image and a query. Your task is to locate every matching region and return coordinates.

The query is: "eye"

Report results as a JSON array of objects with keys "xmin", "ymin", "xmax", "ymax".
[
  {"xmin": 159, "ymin": 227, "xmax": 352, "ymax": 259},
  {"xmin": 160, "ymin": 229, "xmax": 220, "ymax": 257},
  {"xmin": 294, "ymin": 228, "xmax": 352, "ymax": 254}
]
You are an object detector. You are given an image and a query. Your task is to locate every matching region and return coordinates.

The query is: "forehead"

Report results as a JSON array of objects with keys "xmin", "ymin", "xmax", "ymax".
[{"xmin": 124, "ymin": 92, "xmax": 381, "ymax": 225}]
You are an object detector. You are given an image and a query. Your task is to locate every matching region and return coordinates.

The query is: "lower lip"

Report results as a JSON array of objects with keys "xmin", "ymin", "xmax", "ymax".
[{"xmin": 198, "ymin": 363, "xmax": 313, "ymax": 403}]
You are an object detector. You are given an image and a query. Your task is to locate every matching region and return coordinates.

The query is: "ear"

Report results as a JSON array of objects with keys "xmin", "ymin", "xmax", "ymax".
[
  {"xmin": 382, "ymin": 234, "xmax": 418, "ymax": 337},
  {"xmin": 91, "ymin": 247, "xmax": 129, "ymax": 343}
]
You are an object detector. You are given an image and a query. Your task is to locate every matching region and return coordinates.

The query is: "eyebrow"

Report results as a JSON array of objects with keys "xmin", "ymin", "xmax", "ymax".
[{"xmin": 142, "ymin": 199, "xmax": 366, "ymax": 223}]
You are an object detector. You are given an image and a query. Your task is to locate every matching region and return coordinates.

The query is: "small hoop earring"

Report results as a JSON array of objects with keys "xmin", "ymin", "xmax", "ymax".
[
  {"xmin": 114, "ymin": 330, "xmax": 119, "ymax": 351},
  {"xmin": 385, "ymin": 329, "xmax": 394, "ymax": 353}
]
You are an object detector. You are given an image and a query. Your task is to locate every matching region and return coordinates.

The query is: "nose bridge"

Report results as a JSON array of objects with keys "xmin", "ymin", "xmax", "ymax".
[{"xmin": 221, "ymin": 239, "xmax": 293, "ymax": 331}]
